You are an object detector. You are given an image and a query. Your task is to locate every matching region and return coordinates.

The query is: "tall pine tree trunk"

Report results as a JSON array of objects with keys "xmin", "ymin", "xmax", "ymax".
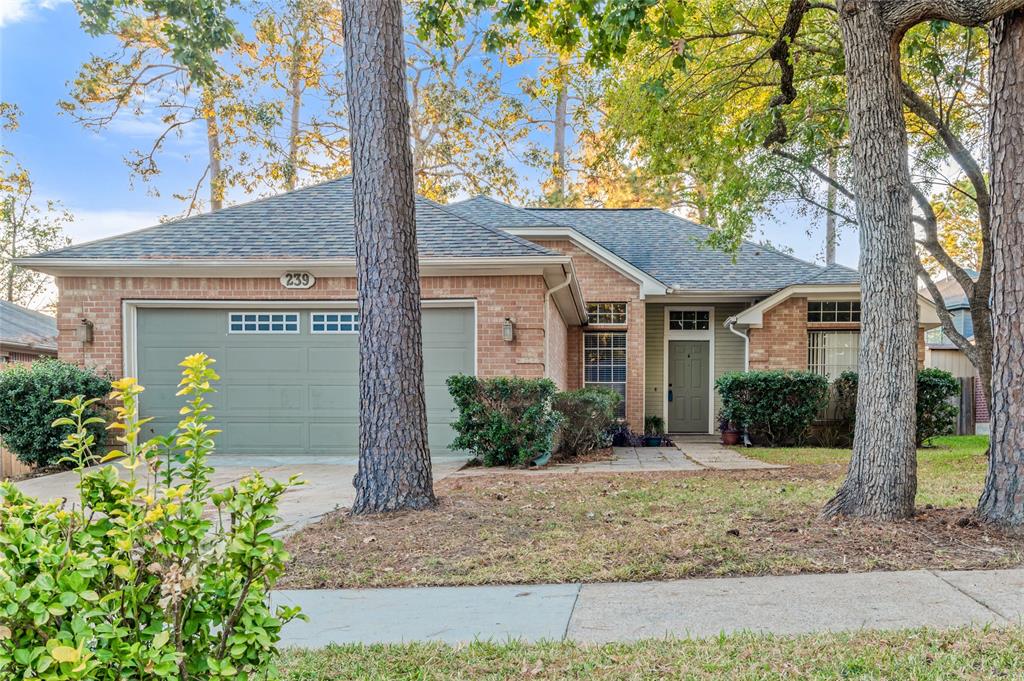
[
  {"xmin": 341, "ymin": 0, "xmax": 436, "ymax": 514},
  {"xmin": 978, "ymin": 8, "xmax": 1024, "ymax": 527},
  {"xmin": 203, "ymin": 90, "xmax": 223, "ymax": 212},
  {"xmin": 551, "ymin": 53, "xmax": 568, "ymax": 205},
  {"xmin": 823, "ymin": 0, "xmax": 918, "ymax": 520},
  {"xmin": 825, "ymin": 151, "xmax": 837, "ymax": 265}
]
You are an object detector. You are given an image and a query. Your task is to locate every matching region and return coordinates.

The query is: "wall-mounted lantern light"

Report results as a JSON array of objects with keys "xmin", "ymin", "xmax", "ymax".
[
  {"xmin": 77, "ymin": 318, "xmax": 94, "ymax": 344},
  {"xmin": 502, "ymin": 317, "xmax": 515, "ymax": 342}
]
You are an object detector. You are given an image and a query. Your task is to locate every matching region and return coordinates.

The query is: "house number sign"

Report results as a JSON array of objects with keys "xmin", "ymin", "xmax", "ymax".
[{"xmin": 280, "ymin": 272, "xmax": 316, "ymax": 289}]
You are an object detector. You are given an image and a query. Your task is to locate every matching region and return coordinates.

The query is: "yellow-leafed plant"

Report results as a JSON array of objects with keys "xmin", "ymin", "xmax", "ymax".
[{"xmin": 0, "ymin": 353, "xmax": 303, "ymax": 680}]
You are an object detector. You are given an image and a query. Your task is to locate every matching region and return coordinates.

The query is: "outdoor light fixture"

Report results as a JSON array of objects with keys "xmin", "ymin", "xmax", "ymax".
[
  {"xmin": 502, "ymin": 317, "xmax": 515, "ymax": 342},
  {"xmin": 78, "ymin": 318, "xmax": 94, "ymax": 344}
]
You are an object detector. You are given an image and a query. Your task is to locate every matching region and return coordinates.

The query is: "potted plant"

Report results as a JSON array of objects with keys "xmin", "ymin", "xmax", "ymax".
[
  {"xmin": 718, "ymin": 414, "xmax": 741, "ymax": 446},
  {"xmin": 644, "ymin": 415, "xmax": 666, "ymax": 447}
]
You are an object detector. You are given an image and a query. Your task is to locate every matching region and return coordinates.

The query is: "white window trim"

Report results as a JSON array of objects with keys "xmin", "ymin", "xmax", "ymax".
[
  {"xmin": 310, "ymin": 311, "xmax": 360, "ymax": 334},
  {"xmin": 586, "ymin": 302, "xmax": 628, "ymax": 326},
  {"xmin": 663, "ymin": 306, "xmax": 715, "ymax": 434},
  {"xmin": 228, "ymin": 311, "xmax": 300, "ymax": 335},
  {"xmin": 581, "ymin": 330, "xmax": 628, "ymax": 417}
]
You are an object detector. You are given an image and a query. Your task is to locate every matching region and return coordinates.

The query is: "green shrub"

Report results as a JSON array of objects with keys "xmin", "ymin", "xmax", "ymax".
[
  {"xmin": 0, "ymin": 359, "xmax": 111, "ymax": 467},
  {"xmin": 0, "ymin": 354, "xmax": 302, "ymax": 679},
  {"xmin": 830, "ymin": 369, "xmax": 960, "ymax": 447},
  {"xmin": 447, "ymin": 375, "xmax": 561, "ymax": 467},
  {"xmin": 552, "ymin": 387, "xmax": 620, "ymax": 458},
  {"xmin": 715, "ymin": 370, "xmax": 830, "ymax": 446}
]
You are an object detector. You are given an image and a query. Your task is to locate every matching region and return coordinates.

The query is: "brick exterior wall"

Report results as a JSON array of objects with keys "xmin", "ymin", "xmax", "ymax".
[
  {"xmin": 531, "ymin": 239, "xmax": 645, "ymax": 427},
  {"xmin": 56, "ymin": 274, "xmax": 553, "ymax": 379},
  {"xmin": 748, "ymin": 296, "xmax": 927, "ymax": 371}
]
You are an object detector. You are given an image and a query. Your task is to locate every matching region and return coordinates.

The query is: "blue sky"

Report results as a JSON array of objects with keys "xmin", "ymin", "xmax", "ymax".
[{"xmin": 1, "ymin": 0, "xmax": 859, "ymax": 268}]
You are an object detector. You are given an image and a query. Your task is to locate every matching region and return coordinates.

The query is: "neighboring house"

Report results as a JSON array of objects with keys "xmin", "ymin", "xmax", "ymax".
[
  {"xmin": 923, "ymin": 271, "xmax": 989, "ymax": 434},
  {"xmin": 16, "ymin": 178, "xmax": 939, "ymax": 456},
  {"xmin": 0, "ymin": 300, "xmax": 58, "ymax": 364}
]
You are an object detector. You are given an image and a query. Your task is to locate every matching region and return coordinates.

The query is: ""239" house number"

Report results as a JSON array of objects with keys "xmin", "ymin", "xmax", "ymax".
[{"xmin": 280, "ymin": 272, "xmax": 316, "ymax": 289}]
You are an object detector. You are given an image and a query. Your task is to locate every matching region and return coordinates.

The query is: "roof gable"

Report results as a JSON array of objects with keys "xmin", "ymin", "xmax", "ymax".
[{"xmin": 27, "ymin": 177, "xmax": 555, "ymax": 262}]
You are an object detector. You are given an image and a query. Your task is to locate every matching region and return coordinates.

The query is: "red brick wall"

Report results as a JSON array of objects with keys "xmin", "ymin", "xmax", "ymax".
[
  {"xmin": 56, "ymin": 274, "xmax": 551, "ymax": 379},
  {"xmin": 531, "ymin": 239, "xmax": 645, "ymax": 426},
  {"xmin": 749, "ymin": 296, "xmax": 927, "ymax": 371},
  {"xmin": 975, "ymin": 375, "xmax": 990, "ymax": 423}
]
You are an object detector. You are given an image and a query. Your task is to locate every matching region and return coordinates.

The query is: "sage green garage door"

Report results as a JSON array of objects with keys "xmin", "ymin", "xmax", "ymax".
[{"xmin": 136, "ymin": 306, "xmax": 474, "ymax": 456}]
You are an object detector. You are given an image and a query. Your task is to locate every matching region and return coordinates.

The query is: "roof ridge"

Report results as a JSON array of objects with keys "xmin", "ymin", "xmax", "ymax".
[
  {"xmin": 35, "ymin": 176, "xmax": 355, "ymax": 259},
  {"xmin": 464, "ymin": 196, "xmax": 571, "ymax": 227},
  {"xmin": 417, "ymin": 196, "xmax": 556, "ymax": 256}
]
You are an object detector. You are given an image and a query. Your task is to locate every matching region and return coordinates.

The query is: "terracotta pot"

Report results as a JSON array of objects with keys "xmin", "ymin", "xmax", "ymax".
[{"xmin": 721, "ymin": 430, "xmax": 741, "ymax": 446}]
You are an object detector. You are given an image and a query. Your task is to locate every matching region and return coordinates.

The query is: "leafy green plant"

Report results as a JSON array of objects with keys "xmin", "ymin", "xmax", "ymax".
[
  {"xmin": 644, "ymin": 415, "xmax": 665, "ymax": 436},
  {"xmin": 830, "ymin": 369, "xmax": 960, "ymax": 447},
  {"xmin": 0, "ymin": 359, "xmax": 111, "ymax": 467},
  {"xmin": 0, "ymin": 353, "xmax": 302, "ymax": 679},
  {"xmin": 447, "ymin": 375, "xmax": 561, "ymax": 467},
  {"xmin": 715, "ymin": 370, "xmax": 830, "ymax": 447},
  {"xmin": 552, "ymin": 387, "xmax": 620, "ymax": 458}
]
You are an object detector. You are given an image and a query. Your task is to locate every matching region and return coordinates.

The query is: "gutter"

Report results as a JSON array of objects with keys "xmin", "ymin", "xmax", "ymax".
[{"xmin": 724, "ymin": 316, "xmax": 749, "ymax": 372}]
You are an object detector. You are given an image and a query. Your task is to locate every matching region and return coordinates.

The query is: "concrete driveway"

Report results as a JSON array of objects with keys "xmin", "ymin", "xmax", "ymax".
[{"xmin": 13, "ymin": 456, "xmax": 468, "ymax": 536}]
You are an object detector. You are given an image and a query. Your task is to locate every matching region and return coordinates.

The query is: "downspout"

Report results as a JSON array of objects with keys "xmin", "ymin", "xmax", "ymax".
[
  {"xmin": 533, "ymin": 270, "xmax": 575, "ymax": 468},
  {"xmin": 725, "ymin": 316, "xmax": 749, "ymax": 372},
  {"xmin": 725, "ymin": 316, "xmax": 753, "ymax": 447}
]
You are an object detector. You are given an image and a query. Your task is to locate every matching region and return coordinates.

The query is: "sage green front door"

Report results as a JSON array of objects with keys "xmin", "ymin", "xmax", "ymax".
[
  {"xmin": 135, "ymin": 306, "xmax": 474, "ymax": 456},
  {"xmin": 668, "ymin": 340, "xmax": 709, "ymax": 432}
]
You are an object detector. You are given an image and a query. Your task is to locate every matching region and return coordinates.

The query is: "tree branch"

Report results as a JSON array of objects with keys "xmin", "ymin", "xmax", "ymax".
[
  {"xmin": 764, "ymin": 0, "xmax": 811, "ymax": 147},
  {"xmin": 909, "ymin": 183, "xmax": 977, "ymax": 298},
  {"xmin": 915, "ymin": 259, "xmax": 980, "ymax": 364}
]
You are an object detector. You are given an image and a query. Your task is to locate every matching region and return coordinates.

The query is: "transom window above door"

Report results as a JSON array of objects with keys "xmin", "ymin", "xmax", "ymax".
[
  {"xmin": 669, "ymin": 310, "xmax": 709, "ymax": 331},
  {"xmin": 228, "ymin": 312, "xmax": 299, "ymax": 334},
  {"xmin": 808, "ymin": 301, "xmax": 861, "ymax": 323},
  {"xmin": 586, "ymin": 302, "xmax": 627, "ymax": 325}
]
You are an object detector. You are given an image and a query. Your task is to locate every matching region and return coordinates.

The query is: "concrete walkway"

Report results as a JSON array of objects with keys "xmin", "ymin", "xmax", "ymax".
[
  {"xmin": 14, "ymin": 456, "xmax": 468, "ymax": 535},
  {"xmin": 676, "ymin": 439, "xmax": 787, "ymax": 470},
  {"xmin": 274, "ymin": 568, "xmax": 1024, "ymax": 646}
]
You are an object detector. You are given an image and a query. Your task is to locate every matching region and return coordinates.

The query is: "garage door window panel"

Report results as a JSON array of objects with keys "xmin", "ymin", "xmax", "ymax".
[
  {"xmin": 228, "ymin": 312, "xmax": 299, "ymax": 334},
  {"xmin": 311, "ymin": 312, "xmax": 360, "ymax": 334}
]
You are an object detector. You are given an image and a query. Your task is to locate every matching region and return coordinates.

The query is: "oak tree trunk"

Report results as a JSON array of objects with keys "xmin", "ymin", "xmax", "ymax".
[
  {"xmin": 978, "ymin": 8, "xmax": 1024, "ymax": 527},
  {"xmin": 341, "ymin": 0, "xmax": 436, "ymax": 514},
  {"xmin": 823, "ymin": 0, "xmax": 918, "ymax": 519}
]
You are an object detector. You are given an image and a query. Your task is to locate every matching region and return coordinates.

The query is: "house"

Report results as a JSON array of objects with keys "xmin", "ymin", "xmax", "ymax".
[
  {"xmin": 0, "ymin": 301, "xmax": 57, "ymax": 364},
  {"xmin": 16, "ymin": 177, "xmax": 939, "ymax": 456},
  {"xmin": 923, "ymin": 272, "xmax": 989, "ymax": 434}
]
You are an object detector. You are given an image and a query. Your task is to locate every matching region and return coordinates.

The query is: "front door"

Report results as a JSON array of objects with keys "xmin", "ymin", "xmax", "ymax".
[{"xmin": 668, "ymin": 340, "xmax": 709, "ymax": 432}]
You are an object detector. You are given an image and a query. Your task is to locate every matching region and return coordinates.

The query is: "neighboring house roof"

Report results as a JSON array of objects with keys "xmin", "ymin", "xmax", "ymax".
[
  {"xmin": 0, "ymin": 301, "xmax": 57, "ymax": 354},
  {"xmin": 21, "ymin": 177, "xmax": 556, "ymax": 262},
  {"xmin": 922, "ymin": 271, "xmax": 977, "ymax": 311},
  {"xmin": 448, "ymin": 198, "xmax": 860, "ymax": 293}
]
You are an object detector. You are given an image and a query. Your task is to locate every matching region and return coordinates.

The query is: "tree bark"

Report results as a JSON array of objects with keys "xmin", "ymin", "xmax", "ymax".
[
  {"xmin": 825, "ymin": 151, "xmax": 837, "ymax": 265},
  {"xmin": 285, "ymin": 5, "xmax": 309, "ymax": 192},
  {"xmin": 203, "ymin": 90, "xmax": 223, "ymax": 212},
  {"xmin": 978, "ymin": 8, "xmax": 1024, "ymax": 527},
  {"xmin": 822, "ymin": 0, "xmax": 918, "ymax": 520},
  {"xmin": 551, "ymin": 53, "xmax": 568, "ymax": 205},
  {"xmin": 341, "ymin": 0, "xmax": 436, "ymax": 514}
]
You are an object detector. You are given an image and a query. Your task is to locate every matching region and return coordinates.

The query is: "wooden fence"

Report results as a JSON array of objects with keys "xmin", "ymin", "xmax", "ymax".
[
  {"xmin": 0, "ymin": 441, "xmax": 33, "ymax": 480},
  {"xmin": 956, "ymin": 376, "xmax": 976, "ymax": 436}
]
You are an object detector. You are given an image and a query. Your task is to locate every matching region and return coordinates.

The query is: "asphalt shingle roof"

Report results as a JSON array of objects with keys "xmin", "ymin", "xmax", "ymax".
[
  {"xmin": 0, "ymin": 301, "xmax": 57, "ymax": 351},
  {"xmin": 28, "ymin": 177, "xmax": 555, "ymax": 261},
  {"xmin": 450, "ymin": 198, "xmax": 859, "ymax": 292}
]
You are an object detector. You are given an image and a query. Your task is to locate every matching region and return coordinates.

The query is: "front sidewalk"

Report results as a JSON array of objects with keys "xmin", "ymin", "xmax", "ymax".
[{"xmin": 274, "ymin": 568, "xmax": 1024, "ymax": 646}]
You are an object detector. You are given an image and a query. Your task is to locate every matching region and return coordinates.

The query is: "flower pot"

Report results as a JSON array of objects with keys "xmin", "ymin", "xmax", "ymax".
[
  {"xmin": 644, "ymin": 435, "xmax": 663, "ymax": 447},
  {"xmin": 721, "ymin": 430, "xmax": 741, "ymax": 446}
]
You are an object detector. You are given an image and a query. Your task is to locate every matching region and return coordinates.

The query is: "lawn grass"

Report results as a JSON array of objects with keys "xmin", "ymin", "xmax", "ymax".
[
  {"xmin": 281, "ymin": 435, "xmax": 1022, "ymax": 589},
  {"xmin": 278, "ymin": 626, "xmax": 1024, "ymax": 680}
]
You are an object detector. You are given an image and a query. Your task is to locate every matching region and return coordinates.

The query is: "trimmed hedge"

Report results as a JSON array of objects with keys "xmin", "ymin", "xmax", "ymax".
[
  {"xmin": 833, "ymin": 368, "xmax": 960, "ymax": 446},
  {"xmin": 552, "ymin": 387, "xmax": 620, "ymax": 458},
  {"xmin": 715, "ymin": 370, "xmax": 830, "ymax": 447},
  {"xmin": 447, "ymin": 375, "xmax": 561, "ymax": 467},
  {"xmin": 0, "ymin": 359, "xmax": 111, "ymax": 467}
]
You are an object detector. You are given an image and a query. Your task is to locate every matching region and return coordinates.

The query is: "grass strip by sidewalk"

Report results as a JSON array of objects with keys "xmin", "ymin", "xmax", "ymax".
[{"xmin": 278, "ymin": 626, "xmax": 1024, "ymax": 680}]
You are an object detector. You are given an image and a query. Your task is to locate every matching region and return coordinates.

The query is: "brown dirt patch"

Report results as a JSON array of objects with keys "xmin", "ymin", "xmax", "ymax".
[{"xmin": 281, "ymin": 466, "xmax": 1024, "ymax": 589}]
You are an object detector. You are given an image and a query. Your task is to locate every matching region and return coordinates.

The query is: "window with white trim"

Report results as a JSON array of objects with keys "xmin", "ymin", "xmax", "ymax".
[
  {"xmin": 583, "ymin": 332, "xmax": 627, "ymax": 417},
  {"xmin": 808, "ymin": 301, "xmax": 861, "ymax": 323},
  {"xmin": 311, "ymin": 312, "xmax": 360, "ymax": 334},
  {"xmin": 586, "ymin": 302, "xmax": 627, "ymax": 325},
  {"xmin": 669, "ymin": 309, "xmax": 709, "ymax": 331},
  {"xmin": 808, "ymin": 330, "xmax": 860, "ymax": 377},
  {"xmin": 228, "ymin": 312, "xmax": 299, "ymax": 334}
]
